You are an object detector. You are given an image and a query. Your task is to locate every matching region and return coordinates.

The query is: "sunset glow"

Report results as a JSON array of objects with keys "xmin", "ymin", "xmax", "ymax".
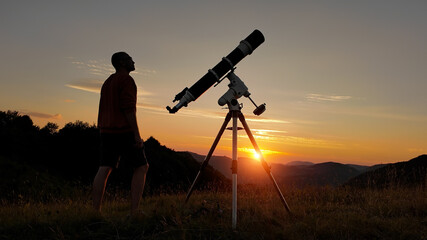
[{"xmin": 1, "ymin": 1, "xmax": 426, "ymax": 166}]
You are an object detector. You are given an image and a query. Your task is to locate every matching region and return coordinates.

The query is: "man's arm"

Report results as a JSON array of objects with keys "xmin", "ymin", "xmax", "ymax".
[{"xmin": 125, "ymin": 110, "xmax": 144, "ymax": 148}]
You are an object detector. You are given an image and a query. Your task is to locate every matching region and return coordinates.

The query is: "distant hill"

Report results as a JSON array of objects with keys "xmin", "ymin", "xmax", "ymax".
[
  {"xmin": 188, "ymin": 152, "xmax": 232, "ymax": 179},
  {"xmin": 188, "ymin": 152, "xmax": 363, "ymax": 187},
  {"xmin": 346, "ymin": 164, "xmax": 369, "ymax": 172},
  {"xmin": 271, "ymin": 162, "xmax": 361, "ymax": 187},
  {"xmin": 188, "ymin": 152, "xmax": 427, "ymax": 188},
  {"xmin": 286, "ymin": 161, "xmax": 314, "ymax": 166},
  {"xmin": 141, "ymin": 138, "xmax": 229, "ymax": 193},
  {"xmin": 345, "ymin": 155, "xmax": 427, "ymax": 188},
  {"xmin": 346, "ymin": 163, "xmax": 388, "ymax": 173}
]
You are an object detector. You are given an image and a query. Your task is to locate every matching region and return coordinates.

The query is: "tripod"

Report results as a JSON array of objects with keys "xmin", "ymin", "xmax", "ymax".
[{"xmin": 185, "ymin": 100, "xmax": 291, "ymax": 229}]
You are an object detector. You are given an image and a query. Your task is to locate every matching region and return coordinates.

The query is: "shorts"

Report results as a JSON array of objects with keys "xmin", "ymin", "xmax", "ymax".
[{"xmin": 100, "ymin": 132, "xmax": 148, "ymax": 168}]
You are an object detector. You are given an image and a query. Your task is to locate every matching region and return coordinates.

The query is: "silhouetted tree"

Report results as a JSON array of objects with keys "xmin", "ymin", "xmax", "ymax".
[
  {"xmin": 40, "ymin": 122, "xmax": 58, "ymax": 136},
  {"xmin": 0, "ymin": 110, "xmax": 229, "ymax": 199},
  {"xmin": 54, "ymin": 120, "xmax": 100, "ymax": 182},
  {"xmin": 0, "ymin": 110, "xmax": 39, "ymax": 158}
]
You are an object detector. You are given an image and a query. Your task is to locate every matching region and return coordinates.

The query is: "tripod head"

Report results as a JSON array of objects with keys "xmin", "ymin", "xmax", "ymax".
[{"xmin": 218, "ymin": 69, "xmax": 266, "ymax": 115}]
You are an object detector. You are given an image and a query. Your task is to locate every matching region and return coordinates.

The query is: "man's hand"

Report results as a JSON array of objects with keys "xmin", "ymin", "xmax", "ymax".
[
  {"xmin": 124, "ymin": 111, "xmax": 143, "ymax": 149},
  {"xmin": 135, "ymin": 135, "xmax": 144, "ymax": 149}
]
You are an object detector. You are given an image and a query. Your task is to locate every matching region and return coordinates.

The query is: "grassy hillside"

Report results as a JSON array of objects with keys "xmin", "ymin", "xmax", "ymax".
[
  {"xmin": 1, "ymin": 186, "xmax": 425, "ymax": 239},
  {"xmin": 346, "ymin": 155, "xmax": 427, "ymax": 188},
  {"xmin": 0, "ymin": 156, "xmax": 76, "ymax": 201}
]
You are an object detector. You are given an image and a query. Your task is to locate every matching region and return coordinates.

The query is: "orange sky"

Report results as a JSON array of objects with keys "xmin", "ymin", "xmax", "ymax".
[{"xmin": 1, "ymin": 1, "xmax": 426, "ymax": 165}]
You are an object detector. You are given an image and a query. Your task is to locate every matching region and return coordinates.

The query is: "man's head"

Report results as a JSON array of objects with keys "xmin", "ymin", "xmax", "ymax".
[{"xmin": 111, "ymin": 52, "xmax": 135, "ymax": 73}]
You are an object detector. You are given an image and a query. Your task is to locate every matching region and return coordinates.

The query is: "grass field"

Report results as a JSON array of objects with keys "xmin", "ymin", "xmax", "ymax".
[{"xmin": 1, "ymin": 185, "xmax": 426, "ymax": 240}]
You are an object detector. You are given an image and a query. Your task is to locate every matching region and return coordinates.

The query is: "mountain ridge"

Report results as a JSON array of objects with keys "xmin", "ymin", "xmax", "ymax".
[
  {"xmin": 345, "ymin": 154, "xmax": 427, "ymax": 188},
  {"xmin": 186, "ymin": 152, "xmax": 426, "ymax": 187}
]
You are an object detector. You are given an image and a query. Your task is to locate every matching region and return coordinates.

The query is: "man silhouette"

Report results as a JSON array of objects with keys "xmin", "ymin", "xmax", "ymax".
[{"xmin": 93, "ymin": 52, "xmax": 149, "ymax": 215}]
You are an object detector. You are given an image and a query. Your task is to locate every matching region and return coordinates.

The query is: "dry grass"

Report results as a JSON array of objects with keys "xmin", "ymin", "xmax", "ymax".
[{"xmin": 0, "ymin": 185, "xmax": 426, "ymax": 239}]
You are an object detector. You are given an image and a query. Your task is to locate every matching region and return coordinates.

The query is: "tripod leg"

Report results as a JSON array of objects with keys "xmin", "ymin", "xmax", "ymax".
[
  {"xmin": 238, "ymin": 113, "xmax": 292, "ymax": 214},
  {"xmin": 185, "ymin": 112, "xmax": 232, "ymax": 203},
  {"xmin": 231, "ymin": 111, "xmax": 238, "ymax": 229}
]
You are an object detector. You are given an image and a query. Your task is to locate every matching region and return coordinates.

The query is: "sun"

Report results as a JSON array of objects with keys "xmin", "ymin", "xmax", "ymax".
[
  {"xmin": 253, "ymin": 151, "xmax": 261, "ymax": 160},
  {"xmin": 239, "ymin": 148, "xmax": 265, "ymax": 161}
]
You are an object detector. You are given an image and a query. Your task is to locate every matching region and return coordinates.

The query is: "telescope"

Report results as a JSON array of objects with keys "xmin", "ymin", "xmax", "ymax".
[
  {"xmin": 168, "ymin": 30, "xmax": 292, "ymax": 229},
  {"xmin": 166, "ymin": 29, "xmax": 265, "ymax": 114}
]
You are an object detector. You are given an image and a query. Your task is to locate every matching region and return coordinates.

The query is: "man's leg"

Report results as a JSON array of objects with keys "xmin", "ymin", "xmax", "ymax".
[
  {"xmin": 131, "ymin": 164, "xmax": 149, "ymax": 214},
  {"xmin": 93, "ymin": 166, "xmax": 113, "ymax": 212}
]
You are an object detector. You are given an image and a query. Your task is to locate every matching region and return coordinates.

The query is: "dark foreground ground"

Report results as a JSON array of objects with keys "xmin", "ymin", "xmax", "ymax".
[{"xmin": 1, "ymin": 186, "xmax": 426, "ymax": 240}]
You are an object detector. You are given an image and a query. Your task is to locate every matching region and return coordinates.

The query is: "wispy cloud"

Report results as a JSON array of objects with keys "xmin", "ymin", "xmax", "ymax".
[
  {"xmin": 281, "ymin": 136, "xmax": 345, "ymax": 149},
  {"xmin": 136, "ymin": 104, "xmax": 293, "ymax": 142},
  {"xmin": 237, "ymin": 147, "xmax": 289, "ymax": 156},
  {"xmin": 179, "ymin": 112, "xmax": 342, "ymax": 151},
  {"xmin": 137, "ymin": 103, "xmax": 169, "ymax": 114},
  {"xmin": 71, "ymin": 60, "xmax": 113, "ymax": 76},
  {"xmin": 135, "ymin": 69, "xmax": 158, "ymax": 76},
  {"xmin": 70, "ymin": 58, "xmax": 157, "ymax": 77},
  {"xmin": 252, "ymin": 129, "xmax": 288, "ymax": 135},
  {"xmin": 64, "ymin": 99, "xmax": 76, "ymax": 103},
  {"xmin": 66, "ymin": 79, "xmax": 103, "ymax": 93},
  {"xmin": 408, "ymin": 148, "xmax": 425, "ymax": 153},
  {"xmin": 24, "ymin": 111, "xmax": 62, "ymax": 120},
  {"xmin": 310, "ymin": 103, "xmax": 427, "ymax": 122},
  {"xmin": 306, "ymin": 93, "xmax": 352, "ymax": 102},
  {"xmin": 250, "ymin": 129, "xmax": 288, "ymax": 142},
  {"xmin": 345, "ymin": 108, "xmax": 427, "ymax": 122},
  {"xmin": 241, "ymin": 127, "xmax": 345, "ymax": 149},
  {"xmin": 158, "ymin": 106, "xmax": 290, "ymax": 125},
  {"xmin": 245, "ymin": 116, "xmax": 291, "ymax": 124},
  {"xmin": 66, "ymin": 79, "xmax": 153, "ymax": 97}
]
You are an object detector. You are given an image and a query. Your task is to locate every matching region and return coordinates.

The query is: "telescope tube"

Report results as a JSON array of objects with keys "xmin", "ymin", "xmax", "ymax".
[{"xmin": 167, "ymin": 29, "xmax": 265, "ymax": 113}]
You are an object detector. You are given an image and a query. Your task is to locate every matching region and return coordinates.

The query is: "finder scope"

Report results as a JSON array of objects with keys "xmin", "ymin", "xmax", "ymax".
[{"xmin": 166, "ymin": 30, "xmax": 265, "ymax": 113}]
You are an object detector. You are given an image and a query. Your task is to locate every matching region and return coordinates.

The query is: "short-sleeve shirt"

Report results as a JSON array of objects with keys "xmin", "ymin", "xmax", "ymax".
[{"xmin": 98, "ymin": 72, "xmax": 137, "ymax": 133}]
